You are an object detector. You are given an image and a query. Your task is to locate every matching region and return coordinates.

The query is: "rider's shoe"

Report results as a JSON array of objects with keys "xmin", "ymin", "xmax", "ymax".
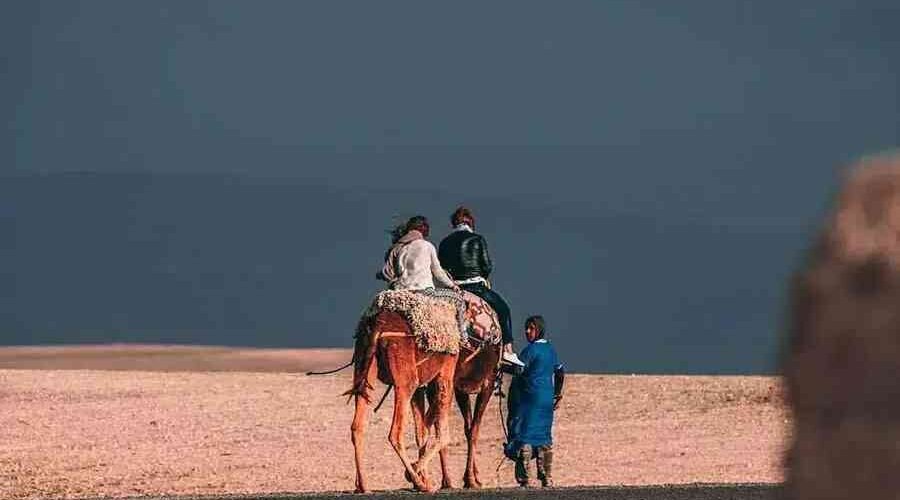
[{"xmin": 502, "ymin": 350, "xmax": 526, "ymax": 367}]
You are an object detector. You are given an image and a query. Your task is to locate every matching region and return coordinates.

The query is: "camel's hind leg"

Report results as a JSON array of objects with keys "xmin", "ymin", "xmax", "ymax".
[
  {"xmin": 385, "ymin": 343, "xmax": 432, "ymax": 492},
  {"xmin": 350, "ymin": 358, "xmax": 377, "ymax": 493},
  {"xmin": 411, "ymin": 387, "xmax": 429, "ymax": 459},
  {"xmin": 439, "ymin": 390, "xmax": 473, "ymax": 489}
]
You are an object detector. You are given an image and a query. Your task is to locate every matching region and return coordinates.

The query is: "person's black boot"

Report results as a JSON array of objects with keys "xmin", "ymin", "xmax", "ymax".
[
  {"xmin": 514, "ymin": 448, "xmax": 532, "ymax": 487},
  {"xmin": 536, "ymin": 445, "xmax": 554, "ymax": 487}
]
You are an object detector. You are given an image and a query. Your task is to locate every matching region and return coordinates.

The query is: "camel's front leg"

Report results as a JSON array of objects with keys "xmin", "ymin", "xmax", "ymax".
[
  {"xmin": 465, "ymin": 383, "xmax": 495, "ymax": 489},
  {"xmin": 389, "ymin": 384, "xmax": 432, "ymax": 492},
  {"xmin": 417, "ymin": 374, "xmax": 453, "ymax": 484},
  {"xmin": 446, "ymin": 390, "xmax": 473, "ymax": 489}
]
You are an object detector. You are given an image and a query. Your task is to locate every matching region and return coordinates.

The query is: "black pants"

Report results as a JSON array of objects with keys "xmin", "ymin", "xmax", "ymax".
[{"xmin": 461, "ymin": 282, "xmax": 513, "ymax": 345}]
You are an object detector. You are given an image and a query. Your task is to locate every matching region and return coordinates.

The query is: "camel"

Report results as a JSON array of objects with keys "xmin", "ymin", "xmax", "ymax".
[
  {"xmin": 349, "ymin": 310, "xmax": 458, "ymax": 493},
  {"xmin": 412, "ymin": 297, "xmax": 503, "ymax": 489}
]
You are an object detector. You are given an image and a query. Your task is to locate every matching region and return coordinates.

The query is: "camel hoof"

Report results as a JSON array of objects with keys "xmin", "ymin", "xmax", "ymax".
[
  {"xmin": 406, "ymin": 465, "xmax": 431, "ymax": 492},
  {"xmin": 412, "ymin": 476, "xmax": 432, "ymax": 492},
  {"xmin": 419, "ymin": 474, "xmax": 434, "ymax": 492},
  {"xmin": 464, "ymin": 476, "xmax": 482, "ymax": 489},
  {"xmin": 407, "ymin": 460, "xmax": 423, "ymax": 481},
  {"xmin": 441, "ymin": 479, "xmax": 455, "ymax": 490},
  {"xmin": 419, "ymin": 476, "xmax": 438, "ymax": 493}
]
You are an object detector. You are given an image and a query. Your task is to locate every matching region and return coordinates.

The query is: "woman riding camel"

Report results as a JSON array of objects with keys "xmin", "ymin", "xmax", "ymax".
[{"xmin": 378, "ymin": 215, "xmax": 462, "ymax": 294}]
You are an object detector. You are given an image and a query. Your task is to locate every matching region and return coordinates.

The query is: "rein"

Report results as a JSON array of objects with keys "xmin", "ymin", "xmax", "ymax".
[
  {"xmin": 494, "ymin": 364, "xmax": 511, "ymax": 477},
  {"xmin": 305, "ymin": 358, "xmax": 354, "ymax": 376},
  {"xmin": 373, "ymin": 384, "xmax": 393, "ymax": 413},
  {"xmin": 495, "ymin": 367, "xmax": 509, "ymax": 441}
]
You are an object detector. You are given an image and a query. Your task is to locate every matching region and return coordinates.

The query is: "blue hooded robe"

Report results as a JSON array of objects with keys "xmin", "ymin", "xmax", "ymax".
[{"xmin": 506, "ymin": 339, "xmax": 562, "ymax": 456}]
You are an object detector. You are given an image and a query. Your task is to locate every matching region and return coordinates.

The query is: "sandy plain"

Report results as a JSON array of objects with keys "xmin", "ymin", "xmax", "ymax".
[{"xmin": 0, "ymin": 346, "xmax": 789, "ymax": 499}]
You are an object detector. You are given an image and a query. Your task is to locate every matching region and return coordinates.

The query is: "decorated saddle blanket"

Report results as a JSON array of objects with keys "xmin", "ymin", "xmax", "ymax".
[
  {"xmin": 460, "ymin": 291, "xmax": 502, "ymax": 347},
  {"xmin": 359, "ymin": 289, "xmax": 466, "ymax": 354}
]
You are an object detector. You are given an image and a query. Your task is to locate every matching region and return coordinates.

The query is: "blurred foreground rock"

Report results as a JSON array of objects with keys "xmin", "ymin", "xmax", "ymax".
[{"xmin": 786, "ymin": 152, "xmax": 900, "ymax": 500}]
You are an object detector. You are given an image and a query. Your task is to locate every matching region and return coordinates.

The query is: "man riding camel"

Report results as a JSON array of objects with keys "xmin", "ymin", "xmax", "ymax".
[
  {"xmin": 438, "ymin": 206, "xmax": 523, "ymax": 367},
  {"xmin": 505, "ymin": 315, "xmax": 565, "ymax": 488}
]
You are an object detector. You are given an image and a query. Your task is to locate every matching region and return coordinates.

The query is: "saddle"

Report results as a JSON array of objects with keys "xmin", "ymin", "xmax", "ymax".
[
  {"xmin": 356, "ymin": 289, "xmax": 501, "ymax": 355},
  {"xmin": 359, "ymin": 289, "xmax": 463, "ymax": 354},
  {"xmin": 460, "ymin": 291, "xmax": 502, "ymax": 348}
]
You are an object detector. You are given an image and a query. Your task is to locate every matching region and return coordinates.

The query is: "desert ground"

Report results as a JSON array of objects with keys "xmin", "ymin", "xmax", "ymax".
[{"xmin": 0, "ymin": 346, "xmax": 789, "ymax": 499}]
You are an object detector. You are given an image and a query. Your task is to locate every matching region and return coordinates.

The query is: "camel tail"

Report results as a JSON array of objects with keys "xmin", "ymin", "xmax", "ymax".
[{"xmin": 345, "ymin": 321, "xmax": 380, "ymax": 404}]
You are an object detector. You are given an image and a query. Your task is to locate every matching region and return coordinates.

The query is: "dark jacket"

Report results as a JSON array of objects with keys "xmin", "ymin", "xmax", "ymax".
[{"xmin": 438, "ymin": 230, "xmax": 493, "ymax": 281}]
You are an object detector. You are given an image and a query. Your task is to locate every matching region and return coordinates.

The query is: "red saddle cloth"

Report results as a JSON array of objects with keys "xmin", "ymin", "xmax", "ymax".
[{"xmin": 460, "ymin": 291, "xmax": 502, "ymax": 346}]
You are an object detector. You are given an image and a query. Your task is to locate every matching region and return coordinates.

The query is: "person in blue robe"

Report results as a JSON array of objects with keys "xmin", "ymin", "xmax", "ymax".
[{"xmin": 504, "ymin": 315, "xmax": 565, "ymax": 487}]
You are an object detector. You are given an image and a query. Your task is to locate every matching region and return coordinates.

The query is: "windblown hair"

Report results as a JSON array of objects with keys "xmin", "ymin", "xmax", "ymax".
[
  {"xmin": 451, "ymin": 206, "xmax": 475, "ymax": 227},
  {"xmin": 389, "ymin": 215, "xmax": 430, "ymax": 243},
  {"xmin": 525, "ymin": 315, "xmax": 546, "ymax": 338}
]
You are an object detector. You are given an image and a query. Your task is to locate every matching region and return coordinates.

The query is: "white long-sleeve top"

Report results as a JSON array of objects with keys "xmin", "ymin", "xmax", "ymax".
[{"xmin": 382, "ymin": 238, "xmax": 456, "ymax": 291}]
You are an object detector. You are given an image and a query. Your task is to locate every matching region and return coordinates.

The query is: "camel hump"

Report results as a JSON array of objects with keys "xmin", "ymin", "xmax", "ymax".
[{"xmin": 361, "ymin": 290, "xmax": 464, "ymax": 354}]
